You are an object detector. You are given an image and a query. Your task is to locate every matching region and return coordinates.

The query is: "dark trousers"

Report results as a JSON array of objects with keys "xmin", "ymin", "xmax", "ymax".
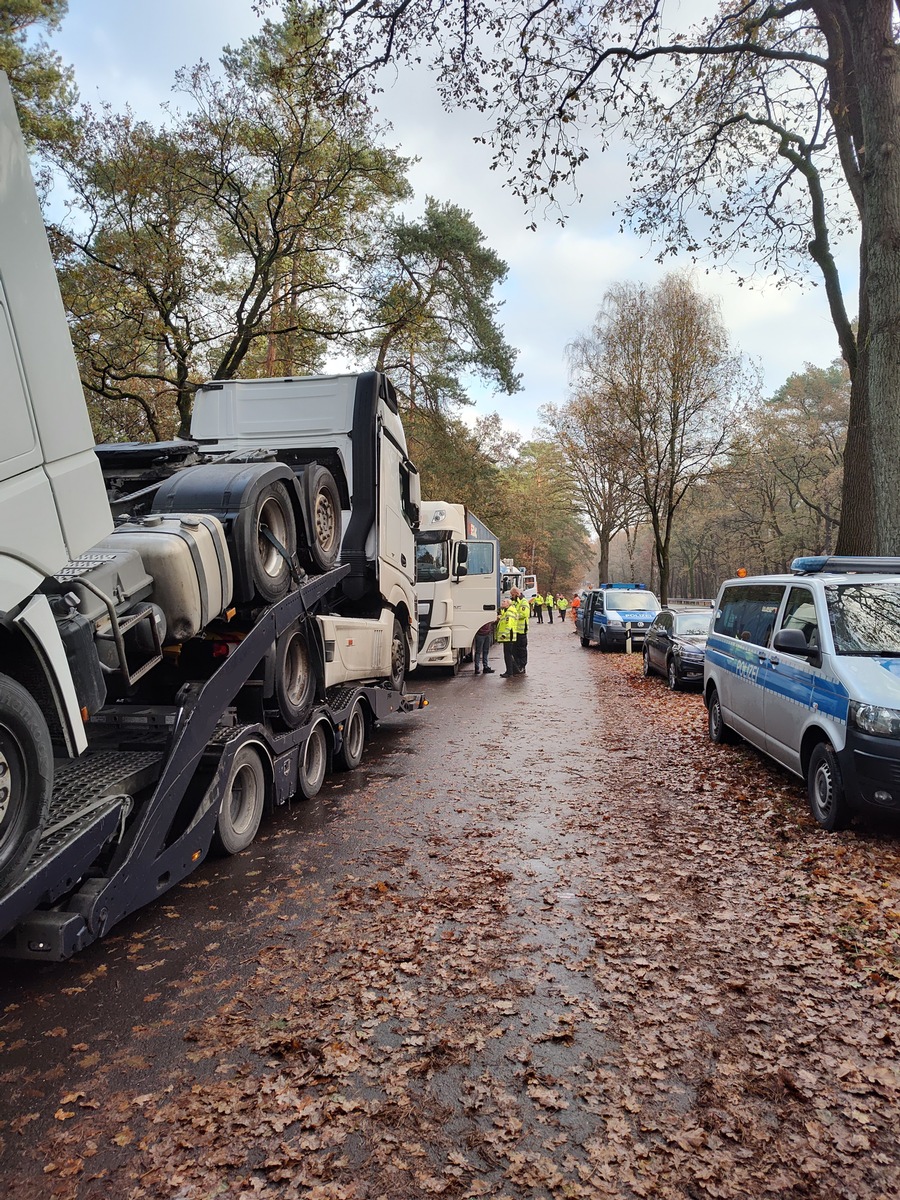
[
  {"xmin": 502, "ymin": 642, "xmax": 520, "ymax": 674},
  {"xmin": 515, "ymin": 631, "xmax": 528, "ymax": 671},
  {"xmin": 535, "ymin": 607, "xmax": 543, "ymax": 623},
  {"xmin": 547, "ymin": 605, "xmax": 554, "ymax": 623}
]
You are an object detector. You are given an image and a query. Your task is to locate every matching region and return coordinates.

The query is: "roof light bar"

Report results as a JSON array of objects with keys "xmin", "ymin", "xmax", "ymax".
[{"xmin": 791, "ymin": 555, "xmax": 900, "ymax": 575}]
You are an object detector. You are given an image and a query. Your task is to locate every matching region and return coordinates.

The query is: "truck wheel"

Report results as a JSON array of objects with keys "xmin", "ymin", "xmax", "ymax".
[
  {"xmin": 807, "ymin": 742, "xmax": 850, "ymax": 831},
  {"xmin": 214, "ymin": 744, "xmax": 266, "ymax": 855},
  {"xmin": 335, "ymin": 701, "xmax": 366, "ymax": 771},
  {"xmin": 275, "ymin": 623, "xmax": 315, "ymax": 728},
  {"xmin": 707, "ymin": 687, "xmax": 735, "ymax": 745},
  {"xmin": 303, "ymin": 466, "xmax": 342, "ymax": 573},
  {"xmin": 389, "ymin": 619, "xmax": 407, "ymax": 692},
  {"xmin": 0, "ymin": 674, "xmax": 53, "ymax": 888},
  {"xmin": 248, "ymin": 481, "xmax": 297, "ymax": 603},
  {"xmin": 299, "ymin": 722, "xmax": 329, "ymax": 798}
]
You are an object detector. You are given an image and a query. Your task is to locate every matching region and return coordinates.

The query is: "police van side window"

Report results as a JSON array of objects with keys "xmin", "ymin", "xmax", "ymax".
[
  {"xmin": 780, "ymin": 587, "xmax": 820, "ymax": 651},
  {"xmin": 714, "ymin": 585, "xmax": 785, "ymax": 647}
]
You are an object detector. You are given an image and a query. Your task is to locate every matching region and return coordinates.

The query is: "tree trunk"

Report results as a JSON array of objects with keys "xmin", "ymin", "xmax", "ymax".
[
  {"xmin": 835, "ymin": 234, "xmax": 875, "ymax": 553},
  {"xmin": 850, "ymin": 1, "xmax": 900, "ymax": 552},
  {"xmin": 598, "ymin": 535, "xmax": 610, "ymax": 585}
]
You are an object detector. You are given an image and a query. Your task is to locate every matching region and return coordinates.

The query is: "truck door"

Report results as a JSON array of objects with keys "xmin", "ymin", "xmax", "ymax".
[{"xmin": 451, "ymin": 539, "xmax": 497, "ymax": 649}]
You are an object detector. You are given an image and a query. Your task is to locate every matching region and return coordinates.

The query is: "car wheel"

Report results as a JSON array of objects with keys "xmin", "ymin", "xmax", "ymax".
[
  {"xmin": 642, "ymin": 647, "xmax": 652, "ymax": 678},
  {"xmin": 707, "ymin": 687, "xmax": 735, "ymax": 744},
  {"xmin": 667, "ymin": 657, "xmax": 680, "ymax": 691},
  {"xmin": 807, "ymin": 742, "xmax": 850, "ymax": 831}
]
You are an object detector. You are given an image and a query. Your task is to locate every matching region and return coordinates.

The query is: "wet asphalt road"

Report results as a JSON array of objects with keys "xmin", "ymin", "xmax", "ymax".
[{"xmin": 3, "ymin": 618, "xmax": 900, "ymax": 1199}]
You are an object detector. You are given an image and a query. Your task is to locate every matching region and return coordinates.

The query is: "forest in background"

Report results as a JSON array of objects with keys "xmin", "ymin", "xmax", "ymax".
[{"xmin": 5, "ymin": 1, "xmax": 851, "ymax": 600}]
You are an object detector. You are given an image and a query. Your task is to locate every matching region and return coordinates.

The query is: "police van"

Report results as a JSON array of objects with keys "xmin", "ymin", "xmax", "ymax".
[
  {"xmin": 704, "ymin": 557, "xmax": 900, "ymax": 830},
  {"xmin": 577, "ymin": 583, "xmax": 661, "ymax": 651}
]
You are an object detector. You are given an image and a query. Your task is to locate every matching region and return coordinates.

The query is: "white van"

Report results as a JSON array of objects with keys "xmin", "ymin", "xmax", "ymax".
[{"xmin": 704, "ymin": 556, "xmax": 900, "ymax": 830}]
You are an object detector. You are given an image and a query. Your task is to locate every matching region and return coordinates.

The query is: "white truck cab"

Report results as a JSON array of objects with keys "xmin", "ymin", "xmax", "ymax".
[{"xmin": 415, "ymin": 503, "xmax": 499, "ymax": 673}]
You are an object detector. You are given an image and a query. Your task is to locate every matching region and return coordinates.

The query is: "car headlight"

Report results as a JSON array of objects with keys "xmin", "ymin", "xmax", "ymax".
[
  {"xmin": 607, "ymin": 614, "xmax": 622, "ymax": 624},
  {"xmin": 425, "ymin": 636, "xmax": 450, "ymax": 653},
  {"xmin": 678, "ymin": 648, "xmax": 705, "ymax": 662},
  {"xmin": 849, "ymin": 701, "xmax": 900, "ymax": 738}
]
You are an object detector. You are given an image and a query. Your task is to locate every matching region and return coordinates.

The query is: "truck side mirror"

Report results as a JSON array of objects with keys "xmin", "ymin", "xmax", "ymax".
[{"xmin": 452, "ymin": 542, "xmax": 469, "ymax": 578}]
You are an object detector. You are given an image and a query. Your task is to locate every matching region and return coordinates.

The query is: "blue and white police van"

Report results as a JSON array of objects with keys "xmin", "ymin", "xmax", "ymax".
[
  {"xmin": 577, "ymin": 583, "xmax": 661, "ymax": 651},
  {"xmin": 704, "ymin": 556, "xmax": 900, "ymax": 830}
]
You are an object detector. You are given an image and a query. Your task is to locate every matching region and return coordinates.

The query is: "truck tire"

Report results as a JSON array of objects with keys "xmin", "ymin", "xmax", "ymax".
[
  {"xmin": 302, "ymin": 466, "xmax": 342, "ymax": 573},
  {"xmin": 0, "ymin": 674, "xmax": 53, "ymax": 888},
  {"xmin": 335, "ymin": 701, "xmax": 366, "ymax": 771},
  {"xmin": 274, "ymin": 623, "xmax": 316, "ymax": 728},
  {"xmin": 389, "ymin": 618, "xmax": 407, "ymax": 692},
  {"xmin": 246, "ymin": 481, "xmax": 297, "ymax": 604},
  {"xmin": 214, "ymin": 743, "xmax": 266, "ymax": 855},
  {"xmin": 299, "ymin": 721, "xmax": 329, "ymax": 798}
]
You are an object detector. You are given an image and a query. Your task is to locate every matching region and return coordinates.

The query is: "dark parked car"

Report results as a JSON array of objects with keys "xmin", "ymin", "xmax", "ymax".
[{"xmin": 643, "ymin": 608, "xmax": 711, "ymax": 689}]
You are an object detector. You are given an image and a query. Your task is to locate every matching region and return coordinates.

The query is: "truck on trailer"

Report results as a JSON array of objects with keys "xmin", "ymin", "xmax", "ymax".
[
  {"xmin": 414, "ymin": 503, "xmax": 500, "ymax": 674},
  {"xmin": 0, "ymin": 73, "xmax": 423, "ymax": 960}
]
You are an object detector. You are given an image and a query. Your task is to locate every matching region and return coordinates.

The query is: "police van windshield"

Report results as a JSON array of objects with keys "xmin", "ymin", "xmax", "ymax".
[
  {"xmin": 826, "ymin": 582, "xmax": 900, "ymax": 656},
  {"xmin": 606, "ymin": 590, "xmax": 660, "ymax": 612},
  {"xmin": 416, "ymin": 542, "xmax": 449, "ymax": 583}
]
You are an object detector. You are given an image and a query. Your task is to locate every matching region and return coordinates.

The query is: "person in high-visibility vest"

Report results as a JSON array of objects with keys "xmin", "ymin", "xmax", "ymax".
[
  {"xmin": 533, "ymin": 593, "xmax": 544, "ymax": 624},
  {"xmin": 570, "ymin": 593, "xmax": 581, "ymax": 632},
  {"xmin": 496, "ymin": 598, "xmax": 520, "ymax": 677},
  {"xmin": 509, "ymin": 587, "xmax": 530, "ymax": 673},
  {"xmin": 557, "ymin": 594, "xmax": 569, "ymax": 622},
  {"xmin": 545, "ymin": 592, "xmax": 555, "ymax": 624}
]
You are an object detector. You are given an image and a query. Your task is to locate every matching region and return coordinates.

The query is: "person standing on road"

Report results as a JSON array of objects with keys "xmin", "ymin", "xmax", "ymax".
[
  {"xmin": 509, "ymin": 586, "xmax": 529, "ymax": 674},
  {"xmin": 557, "ymin": 595, "xmax": 569, "ymax": 623},
  {"xmin": 473, "ymin": 618, "xmax": 496, "ymax": 675},
  {"xmin": 533, "ymin": 592, "xmax": 544, "ymax": 623},
  {"xmin": 545, "ymin": 592, "xmax": 555, "ymax": 624},
  {"xmin": 570, "ymin": 593, "xmax": 581, "ymax": 632},
  {"xmin": 496, "ymin": 598, "xmax": 520, "ymax": 677}
]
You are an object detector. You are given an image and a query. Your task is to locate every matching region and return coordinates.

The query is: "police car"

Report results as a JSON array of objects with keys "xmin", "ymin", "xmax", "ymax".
[
  {"xmin": 704, "ymin": 556, "xmax": 900, "ymax": 830},
  {"xmin": 577, "ymin": 583, "xmax": 661, "ymax": 651}
]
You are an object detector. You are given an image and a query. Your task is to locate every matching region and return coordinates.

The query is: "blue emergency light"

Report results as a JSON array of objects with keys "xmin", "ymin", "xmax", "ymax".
[{"xmin": 791, "ymin": 556, "xmax": 900, "ymax": 575}]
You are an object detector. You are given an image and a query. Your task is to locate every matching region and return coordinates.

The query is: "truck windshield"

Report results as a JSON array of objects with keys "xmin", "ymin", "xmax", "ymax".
[
  {"xmin": 826, "ymin": 583, "xmax": 900, "ymax": 656},
  {"xmin": 606, "ymin": 590, "xmax": 659, "ymax": 612},
  {"xmin": 416, "ymin": 542, "xmax": 449, "ymax": 583}
]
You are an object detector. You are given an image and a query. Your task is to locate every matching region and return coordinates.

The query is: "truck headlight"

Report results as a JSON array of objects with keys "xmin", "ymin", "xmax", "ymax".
[
  {"xmin": 425, "ymin": 636, "xmax": 450, "ymax": 653},
  {"xmin": 849, "ymin": 701, "xmax": 900, "ymax": 738}
]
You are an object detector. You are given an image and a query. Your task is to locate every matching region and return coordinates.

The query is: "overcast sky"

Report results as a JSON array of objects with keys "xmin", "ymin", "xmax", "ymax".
[{"xmin": 51, "ymin": 0, "xmax": 856, "ymax": 438}]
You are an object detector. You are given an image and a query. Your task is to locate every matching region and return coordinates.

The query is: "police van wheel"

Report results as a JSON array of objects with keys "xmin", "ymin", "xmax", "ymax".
[
  {"xmin": 598, "ymin": 630, "xmax": 608, "ymax": 653},
  {"xmin": 807, "ymin": 742, "xmax": 850, "ymax": 831},
  {"xmin": 707, "ymin": 687, "xmax": 735, "ymax": 745}
]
